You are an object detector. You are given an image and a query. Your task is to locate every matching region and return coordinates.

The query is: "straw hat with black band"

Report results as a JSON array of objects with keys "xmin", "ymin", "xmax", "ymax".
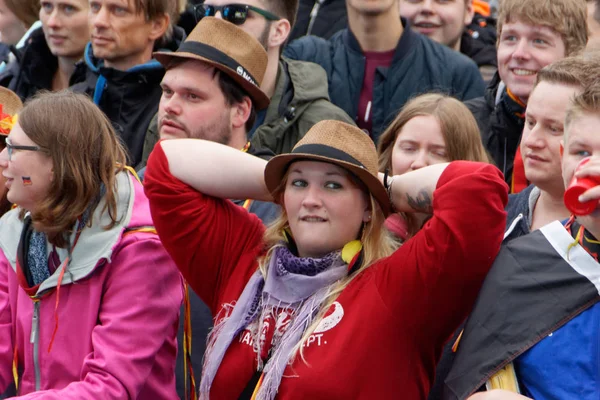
[
  {"xmin": 153, "ymin": 17, "xmax": 270, "ymax": 110},
  {"xmin": 0, "ymin": 87, "xmax": 23, "ymax": 136},
  {"xmin": 264, "ymin": 120, "xmax": 393, "ymax": 216}
]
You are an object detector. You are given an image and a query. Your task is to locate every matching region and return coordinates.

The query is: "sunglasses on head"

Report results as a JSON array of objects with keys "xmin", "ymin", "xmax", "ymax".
[{"xmin": 193, "ymin": 3, "xmax": 280, "ymax": 25}]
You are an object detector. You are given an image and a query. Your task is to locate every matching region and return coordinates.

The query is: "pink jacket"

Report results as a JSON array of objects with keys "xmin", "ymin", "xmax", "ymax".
[{"xmin": 0, "ymin": 172, "xmax": 183, "ymax": 399}]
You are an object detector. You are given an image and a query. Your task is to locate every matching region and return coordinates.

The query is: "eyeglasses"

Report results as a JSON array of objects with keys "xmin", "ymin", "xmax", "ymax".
[
  {"xmin": 5, "ymin": 137, "xmax": 41, "ymax": 161},
  {"xmin": 193, "ymin": 3, "xmax": 280, "ymax": 25}
]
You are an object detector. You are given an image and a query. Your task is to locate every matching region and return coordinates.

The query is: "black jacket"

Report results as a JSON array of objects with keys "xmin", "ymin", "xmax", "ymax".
[
  {"xmin": 465, "ymin": 73, "xmax": 525, "ymax": 185},
  {"xmin": 443, "ymin": 221, "xmax": 600, "ymax": 399},
  {"xmin": 0, "ymin": 27, "xmax": 86, "ymax": 101},
  {"xmin": 284, "ymin": 19, "xmax": 485, "ymax": 142},
  {"xmin": 288, "ymin": 0, "xmax": 348, "ymax": 41},
  {"xmin": 460, "ymin": 31, "xmax": 497, "ymax": 69},
  {"xmin": 70, "ymin": 28, "xmax": 184, "ymax": 167}
]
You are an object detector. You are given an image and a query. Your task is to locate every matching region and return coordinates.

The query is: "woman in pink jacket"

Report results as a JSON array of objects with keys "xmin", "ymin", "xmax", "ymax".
[{"xmin": 0, "ymin": 91, "xmax": 183, "ymax": 399}]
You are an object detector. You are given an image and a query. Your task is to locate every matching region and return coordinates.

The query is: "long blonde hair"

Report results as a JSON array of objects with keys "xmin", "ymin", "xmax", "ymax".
[{"xmin": 260, "ymin": 169, "xmax": 399, "ymax": 361}]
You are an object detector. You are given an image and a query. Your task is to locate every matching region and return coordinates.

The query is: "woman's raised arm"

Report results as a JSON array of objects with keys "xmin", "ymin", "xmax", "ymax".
[
  {"xmin": 162, "ymin": 139, "xmax": 272, "ymax": 202},
  {"xmin": 384, "ymin": 163, "xmax": 450, "ymax": 214}
]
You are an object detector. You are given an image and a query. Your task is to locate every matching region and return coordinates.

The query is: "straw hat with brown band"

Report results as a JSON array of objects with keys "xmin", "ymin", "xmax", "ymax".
[
  {"xmin": 153, "ymin": 16, "xmax": 270, "ymax": 110},
  {"xmin": 0, "ymin": 87, "xmax": 23, "ymax": 136},
  {"xmin": 264, "ymin": 120, "xmax": 393, "ymax": 216}
]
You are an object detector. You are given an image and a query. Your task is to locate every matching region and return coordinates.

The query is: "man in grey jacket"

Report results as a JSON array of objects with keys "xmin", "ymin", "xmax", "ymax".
[{"xmin": 139, "ymin": 0, "xmax": 354, "ymax": 164}]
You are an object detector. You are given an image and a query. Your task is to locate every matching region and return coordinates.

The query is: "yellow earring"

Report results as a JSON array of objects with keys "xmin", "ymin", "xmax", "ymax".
[{"xmin": 342, "ymin": 240, "xmax": 362, "ymax": 263}]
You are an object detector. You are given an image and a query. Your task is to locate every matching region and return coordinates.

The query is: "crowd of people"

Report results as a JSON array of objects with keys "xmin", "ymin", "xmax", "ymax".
[{"xmin": 0, "ymin": 0, "xmax": 598, "ymax": 398}]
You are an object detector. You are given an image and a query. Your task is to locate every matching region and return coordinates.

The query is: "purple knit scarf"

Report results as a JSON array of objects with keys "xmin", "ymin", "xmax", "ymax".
[{"xmin": 200, "ymin": 245, "xmax": 347, "ymax": 399}]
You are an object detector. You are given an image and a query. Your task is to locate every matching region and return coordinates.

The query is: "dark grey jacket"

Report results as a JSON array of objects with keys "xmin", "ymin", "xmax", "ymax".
[
  {"xmin": 504, "ymin": 185, "xmax": 539, "ymax": 243},
  {"xmin": 288, "ymin": 0, "xmax": 348, "ymax": 41}
]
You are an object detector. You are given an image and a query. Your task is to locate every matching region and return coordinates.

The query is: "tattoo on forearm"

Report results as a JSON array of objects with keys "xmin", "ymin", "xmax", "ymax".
[{"xmin": 406, "ymin": 190, "xmax": 433, "ymax": 213}]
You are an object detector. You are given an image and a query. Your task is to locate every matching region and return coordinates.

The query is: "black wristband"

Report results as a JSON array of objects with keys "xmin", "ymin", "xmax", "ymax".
[{"xmin": 383, "ymin": 168, "xmax": 390, "ymax": 190}]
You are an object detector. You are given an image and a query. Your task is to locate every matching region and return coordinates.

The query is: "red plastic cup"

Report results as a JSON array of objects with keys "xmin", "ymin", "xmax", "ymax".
[{"xmin": 564, "ymin": 158, "xmax": 600, "ymax": 215}]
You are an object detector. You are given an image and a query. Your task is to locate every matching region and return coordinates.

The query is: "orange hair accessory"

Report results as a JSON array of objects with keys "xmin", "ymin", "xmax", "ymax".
[
  {"xmin": 473, "ymin": 0, "xmax": 491, "ymax": 17},
  {"xmin": 0, "ymin": 87, "xmax": 23, "ymax": 135}
]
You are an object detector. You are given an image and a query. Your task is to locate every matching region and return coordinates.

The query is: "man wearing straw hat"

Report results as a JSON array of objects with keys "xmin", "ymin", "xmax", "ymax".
[
  {"xmin": 153, "ymin": 16, "xmax": 271, "ymax": 150},
  {"xmin": 150, "ymin": 17, "xmax": 280, "ymax": 398},
  {"xmin": 140, "ymin": 0, "xmax": 353, "ymax": 163}
]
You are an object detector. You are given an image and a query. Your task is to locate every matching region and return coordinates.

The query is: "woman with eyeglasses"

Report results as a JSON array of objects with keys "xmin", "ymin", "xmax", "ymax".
[
  {"xmin": 0, "ymin": 0, "xmax": 90, "ymax": 101},
  {"xmin": 0, "ymin": 90, "xmax": 182, "ymax": 399}
]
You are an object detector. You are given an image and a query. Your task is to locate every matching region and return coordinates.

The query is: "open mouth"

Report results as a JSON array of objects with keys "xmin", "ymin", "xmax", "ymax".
[{"xmin": 512, "ymin": 68, "xmax": 537, "ymax": 76}]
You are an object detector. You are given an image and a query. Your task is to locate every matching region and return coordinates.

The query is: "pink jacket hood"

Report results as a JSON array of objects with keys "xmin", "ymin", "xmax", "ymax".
[{"xmin": 0, "ymin": 172, "xmax": 183, "ymax": 399}]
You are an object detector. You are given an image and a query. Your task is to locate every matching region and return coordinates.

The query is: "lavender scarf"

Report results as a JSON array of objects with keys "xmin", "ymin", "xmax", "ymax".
[{"xmin": 200, "ymin": 245, "xmax": 348, "ymax": 399}]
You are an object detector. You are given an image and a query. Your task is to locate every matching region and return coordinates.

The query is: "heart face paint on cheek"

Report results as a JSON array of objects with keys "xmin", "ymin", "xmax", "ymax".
[{"xmin": 22, "ymin": 176, "xmax": 32, "ymax": 186}]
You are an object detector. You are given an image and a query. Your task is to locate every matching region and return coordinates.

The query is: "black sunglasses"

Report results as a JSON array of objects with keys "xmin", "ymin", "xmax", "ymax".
[{"xmin": 193, "ymin": 3, "xmax": 280, "ymax": 25}]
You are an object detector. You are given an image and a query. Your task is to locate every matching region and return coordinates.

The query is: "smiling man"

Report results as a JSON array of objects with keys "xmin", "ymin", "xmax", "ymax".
[
  {"xmin": 70, "ymin": 0, "xmax": 182, "ymax": 167},
  {"xmin": 444, "ymin": 78, "xmax": 600, "ymax": 400},
  {"xmin": 466, "ymin": 0, "xmax": 588, "ymax": 191}
]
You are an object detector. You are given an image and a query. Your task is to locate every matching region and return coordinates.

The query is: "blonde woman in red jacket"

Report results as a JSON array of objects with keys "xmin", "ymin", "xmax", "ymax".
[{"xmin": 144, "ymin": 120, "xmax": 508, "ymax": 399}]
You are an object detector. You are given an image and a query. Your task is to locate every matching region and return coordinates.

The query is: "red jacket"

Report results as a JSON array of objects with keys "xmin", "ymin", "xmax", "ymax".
[{"xmin": 144, "ymin": 145, "xmax": 508, "ymax": 399}]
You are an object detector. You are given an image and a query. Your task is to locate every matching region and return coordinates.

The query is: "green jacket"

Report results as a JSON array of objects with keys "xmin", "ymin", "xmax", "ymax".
[
  {"xmin": 136, "ymin": 57, "xmax": 353, "ymax": 170},
  {"xmin": 250, "ymin": 56, "xmax": 354, "ymax": 155}
]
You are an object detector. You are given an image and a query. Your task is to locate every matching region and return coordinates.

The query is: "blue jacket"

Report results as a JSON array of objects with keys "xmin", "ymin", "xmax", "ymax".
[{"xmin": 284, "ymin": 19, "xmax": 485, "ymax": 142}]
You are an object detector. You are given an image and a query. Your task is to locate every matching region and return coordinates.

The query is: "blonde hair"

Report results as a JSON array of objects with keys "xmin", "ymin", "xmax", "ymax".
[
  {"xmin": 497, "ymin": 0, "xmax": 588, "ymax": 56},
  {"xmin": 565, "ymin": 81, "xmax": 600, "ymax": 132},
  {"xmin": 377, "ymin": 93, "xmax": 490, "ymax": 174},
  {"xmin": 259, "ymin": 168, "xmax": 399, "ymax": 361},
  {"xmin": 534, "ymin": 55, "xmax": 597, "ymax": 90}
]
